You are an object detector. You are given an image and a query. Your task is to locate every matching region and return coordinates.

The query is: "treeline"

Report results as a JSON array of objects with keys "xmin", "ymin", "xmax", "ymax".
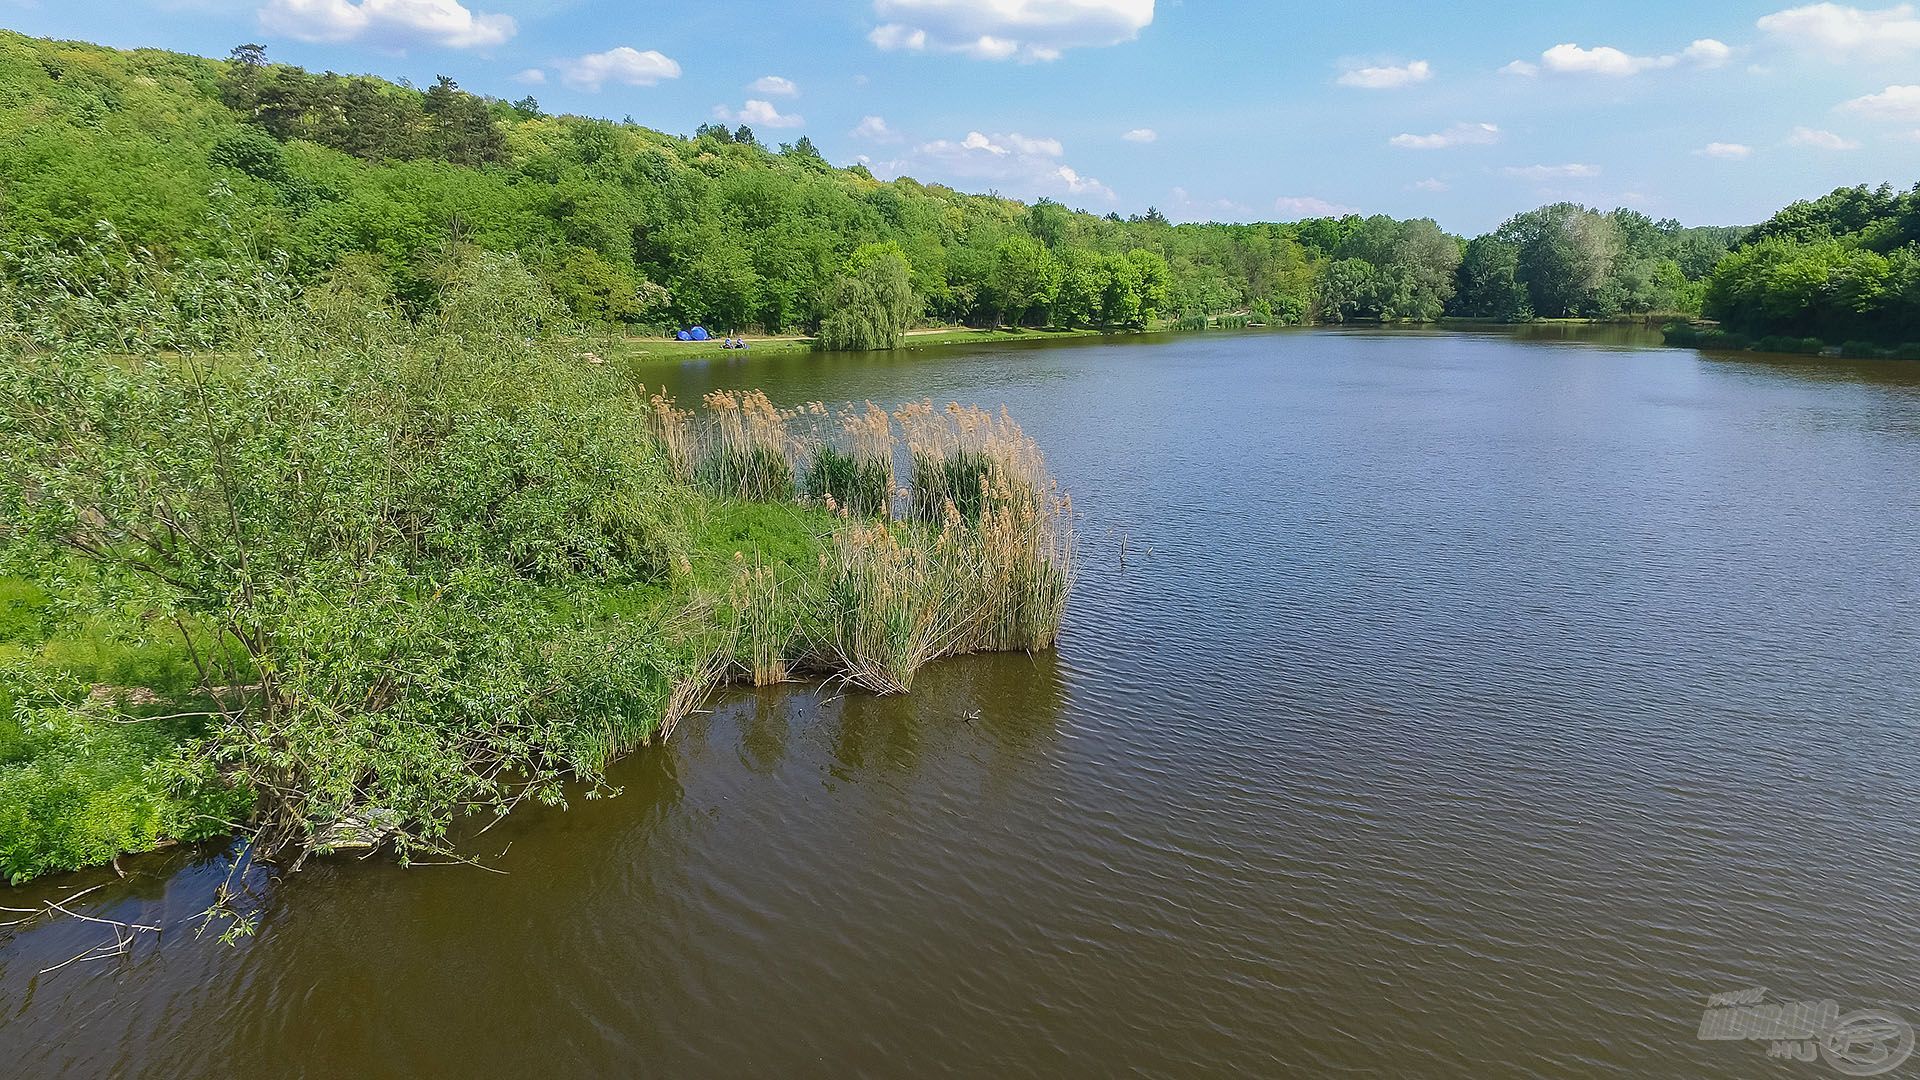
[
  {"xmin": 1696, "ymin": 184, "xmax": 1920, "ymax": 350},
  {"xmin": 0, "ymin": 31, "xmax": 1911, "ymax": 351}
]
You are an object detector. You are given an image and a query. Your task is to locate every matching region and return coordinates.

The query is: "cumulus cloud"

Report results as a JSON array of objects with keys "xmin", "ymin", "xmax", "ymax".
[
  {"xmin": 851, "ymin": 115, "xmax": 900, "ymax": 141},
  {"xmin": 1166, "ymin": 187, "xmax": 1252, "ymax": 221},
  {"xmin": 1756, "ymin": 4, "xmax": 1920, "ymax": 59},
  {"xmin": 1502, "ymin": 38, "xmax": 1731, "ymax": 76},
  {"xmin": 1273, "ymin": 195, "xmax": 1359, "ymax": 219},
  {"xmin": 747, "ymin": 75, "xmax": 799, "ymax": 96},
  {"xmin": 714, "ymin": 99, "xmax": 805, "ymax": 129},
  {"xmin": 1122, "ymin": 127, "xmax": 1158, "ymax": 142},
  {"xmin": 258, "ymin": 0, "xmax": 514, "ymax": 48},
  {"xmin": 904, "ymin": 129, "xmax": 1117, "ymax": 202},
  {"xmin": 1839, "ymin": 84, "xmax": 1920, "ymax": 121},
  {"xmin": 1388, "ymin": 122, "xmax": 1500, "ymax": 150},
  {"xmin": 513, "ymin": 67, "xmax": 544, "ymax": 85},
  {"xmin": 1408, "ymin": 177, "xmax": 1448, "ymax": 191},
  {"xmin": 1787, "ymin": 125, "xmax": 1862, "ymax": 148},
  {"xmin": 1502, "ymin": 163, "xmax": 1601, "ymax": 179},
  {"xmin": 1695, "ymin": 141, "xmax": 1753, "ymax": 158},
  {"xmin": 557, "ymin": 47, "xmax": 681, "ymax": 91},
  {"xmin": 868, "ymin": 0, "xmax": 1154, "ymax": 62},
  {"xmin": 1336, "ymin": 59, "xmax": 1431, "ymax": 89}
]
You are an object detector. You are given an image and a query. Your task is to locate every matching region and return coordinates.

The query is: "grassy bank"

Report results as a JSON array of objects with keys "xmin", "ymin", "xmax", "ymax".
[
  {"xmin": 0, "ymin": 250, "xmax": 1073, "ymax": 885},
  {"xmin": 584, "ymin": 324, "xmax": 1126, "ymax": 365}
]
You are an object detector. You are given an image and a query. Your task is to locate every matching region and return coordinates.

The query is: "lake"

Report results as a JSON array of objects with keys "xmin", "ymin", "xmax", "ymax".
[{"xmin": 5, "ymin": 326, "xmax": 1919, "ymax": 1077}]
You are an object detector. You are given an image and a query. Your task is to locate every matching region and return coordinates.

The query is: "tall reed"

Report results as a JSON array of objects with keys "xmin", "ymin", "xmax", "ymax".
[
  {"xmin": 803, "ymin": 402, "xmax": 895, "ymax": 517},
  {"xmin": 808, "ymin": 518, "xmax": 964, "ymax": 694},
  {"xmin": 698, "ymin": 389, "xmax": 799, "ymax": 501},
  {"xmin": 640, "ymin": 386, "xmax": 697, "ymax": 483},
  {"xmin": 726, "ymin": 554, "xmax": 795, "ymax": 686},
  {"xmin": 640, "ymin": 388, "xmax": 1074, "ymax": 697}
]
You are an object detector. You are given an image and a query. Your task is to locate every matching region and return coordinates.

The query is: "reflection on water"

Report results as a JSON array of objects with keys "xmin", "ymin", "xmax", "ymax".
[{"xmin": 4, "ymin": 327, "xmax": 1920, "ymax": 1078}]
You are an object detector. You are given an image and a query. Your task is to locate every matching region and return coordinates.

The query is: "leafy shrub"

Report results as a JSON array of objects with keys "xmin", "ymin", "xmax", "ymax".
[{"xmin": 0, "ymin": 662, "xmax": 248, "ymax": 884}]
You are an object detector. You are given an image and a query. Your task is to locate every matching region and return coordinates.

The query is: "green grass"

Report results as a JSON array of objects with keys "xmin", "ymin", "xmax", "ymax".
[{"xmin": 598, "ymin": 324, "xmax": 1134, "ymax": 366}]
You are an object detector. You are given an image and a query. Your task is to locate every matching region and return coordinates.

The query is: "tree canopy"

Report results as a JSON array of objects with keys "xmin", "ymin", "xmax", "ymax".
[{"xmin": 0, "ymin": 30, "xmax": 1910, "ymax": 348}]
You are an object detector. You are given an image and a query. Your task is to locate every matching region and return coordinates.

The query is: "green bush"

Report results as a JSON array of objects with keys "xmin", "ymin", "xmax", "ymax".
[
  {"xmin": 0, "ymin": 663, "xmax": 248, "ymax": 884},
  {"xmin": 0, "ymin": 250, "xmax": 700, "ymax": 868}
]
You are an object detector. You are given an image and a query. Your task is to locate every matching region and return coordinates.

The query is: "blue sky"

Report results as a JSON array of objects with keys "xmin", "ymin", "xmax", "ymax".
[{"xmin": 4, "ymin": 0, "xmax": 1917, "ymax": 232}]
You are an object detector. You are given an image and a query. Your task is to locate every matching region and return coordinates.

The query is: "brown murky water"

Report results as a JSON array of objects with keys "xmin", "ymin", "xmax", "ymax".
[{"xmin": 5, "ymin": 327, "xmax": 1920, "ymax": 1077}]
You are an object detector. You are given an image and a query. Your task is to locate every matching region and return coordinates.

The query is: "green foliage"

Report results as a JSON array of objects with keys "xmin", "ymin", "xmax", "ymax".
[
  {"xmin": 0, "ymin": 247, "xmax": 700, "ymax": 866},
  {"xmin": 0, "ymin": 27, "xmax": 1772, "ymax": 343},
  {"xmin": 0, "ymin": 661, "xmax": 249, "ymax": 884},
  {"xmin": 1334, "ymin": 216, "xmax": 1459, "ymax": 320},
  {"xmin": 1318, "ymin": 258, "xmax": 1381, "ymax": 323},
  {"xmin": 817, "ymin": 241, "xmax": 917, "ymax": 350},
  {"xmin": 1473, "ymin": 203, "xmax": 1735, "ymax": 319},
  {"xmin": 1704, "ymin": 227, "xmax": 1920, "ymax": 345},
  {"xmin": 1454, "ymin": 235, "xmax": 1531, "ymax": 321}
]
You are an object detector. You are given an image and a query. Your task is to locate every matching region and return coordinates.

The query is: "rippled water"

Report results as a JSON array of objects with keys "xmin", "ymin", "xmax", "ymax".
[{"xmin": 6, "ymin": 327, "xmax": 1920, "ymax": 1077}]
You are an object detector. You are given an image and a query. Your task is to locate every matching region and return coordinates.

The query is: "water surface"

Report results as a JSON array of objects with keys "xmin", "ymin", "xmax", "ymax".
[{"xmin": 5, "ymin": 326, "xmax": 1920, "ymax": 1077}]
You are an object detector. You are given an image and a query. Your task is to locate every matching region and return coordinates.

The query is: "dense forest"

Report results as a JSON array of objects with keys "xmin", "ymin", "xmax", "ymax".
[
  {"xmin": 0, "ymin": 29, "xmax": 1891, "ymax": 351},
  {"xmin": 0, "ymin": 29, "xmax": 1914, "ymax": 345}
]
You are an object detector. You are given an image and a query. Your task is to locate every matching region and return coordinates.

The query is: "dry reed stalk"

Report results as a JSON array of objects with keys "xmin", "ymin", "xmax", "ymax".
[
  {"xmin": 809, "ymin": 518, "xmax": 971, "ymax": 694},
  {"xmin": 699, "ymin": 389, "xmax": 800, "ymax": 500},
  {"xmin": 640, "ymin": 385, "xmax": 697, "ymax": 482}
]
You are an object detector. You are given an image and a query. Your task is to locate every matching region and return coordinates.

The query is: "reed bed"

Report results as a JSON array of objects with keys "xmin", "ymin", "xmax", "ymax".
[
  {"xmin": 802, "ymin": 402, "xmax": 895, "ymax": 517},
  {"xmin": 697, "ymin": 389, "xmax": 800, "ymax": 501},
  {"xmin": 644, "ymin": 387, "xmax": 1074, "ymax": 697},
  {"xmin": 725, "ymin": 554, "xmax": 796, "ymax": 686}
]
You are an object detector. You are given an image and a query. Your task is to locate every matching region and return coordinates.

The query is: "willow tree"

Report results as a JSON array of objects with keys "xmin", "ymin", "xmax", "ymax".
[{"xmin": 817, "ymin": 242, "xmax": 917, "ymax": 351}]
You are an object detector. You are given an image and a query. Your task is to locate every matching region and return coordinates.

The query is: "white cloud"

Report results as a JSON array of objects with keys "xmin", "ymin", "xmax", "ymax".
[
  {"xmin": 920, "ymin": 130, "xmax": 1063, "ymax": 157},
  {"xmin": 906, "ymin": 129, "xmax": 1117, "ymax": 203},
  {"xmin": 1756, "ymin": 4, "xmax": 1920, "ymax": 60},
  {"xmin": 258, "ymin": 0, "xmax": 514, "ymax": 48},
  {"xmin": 1787, "ymin": 125, "xmax": 1862, "ymax": 148},
  {"xmin": 1388, "ymin": 121, "xmax": 1500, "ymax": 150},
  {"xmin": 869, "ymin": 24, "xmax": 928, "ymax": 51},
  {"xmin": 557, "ymin": 47, "xmax": 682, "ymax": 91},
  {"xmin": 747, "ymin": 75, "xmax": 799, "ymax": 96},
  {"xmin": 1273, "ymin": 195, "xmax": 1359, "ymax": 219},
  {"xmin": 1543, "ymin": 44, "xmax": 1656, "ymax": 75},
  {"xmin": 1681, "ymin": 38, "xmax": 1734, "ymax": 66},
  {"xmin": 868, "ymin": 0, "xmax": 1154, "ymax": 62},
  {"xmin": 1337, "ymin": 59, "xmax": 1431, "ymax": 89},
  {"xmin": 1502, "ymin": 163, "xmax": 1601, "ymax": 179},
  {"xmin": 1409, "ymin": 177, "xmax": 1448, "ymax": 192},
  {"xmin": 1054, "ymin": 165, "xmax": 1114, "ymax": 199},
  {"xmin": 1503, "ymin": 38, "xmax": 1731, "ymax": 76},
  {"xmin": 851, "ymin": 115, "xmax": 900, "ymax": 141},
  {"xmin": 1122, "ymin": 127, "xmax": 1158, "ymax": 143},
  {"xmin": 1166, "ymin": 187, "xmax": 1252, "ymax": 221},
  {"xmin": 1002, "ymin": 132, "xmax": 1064, "ymax": 155},
  {"xmin": 714, "ymin": 99, "xmax": 805, "ymax": 129},
  {"xmin": 1839, "ymin": 84, "xmax": 1920, "ymax": 121},
  {"xmin": 1695, "ymin": 141, "xmax": 1753, "ymax": 158},
  {"xmin": 513, "ymin": 67, "xmax": 545, "ymax": 85}
]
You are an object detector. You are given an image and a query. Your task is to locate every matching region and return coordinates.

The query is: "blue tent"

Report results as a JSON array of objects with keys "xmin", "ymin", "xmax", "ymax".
[
  {"xmin": 676, "ymin": 330, "xmax": 690, "ymax": 341},
  {"xmin": 690, "ymin": 326, "xmax": 710, "ymax": 341}
]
